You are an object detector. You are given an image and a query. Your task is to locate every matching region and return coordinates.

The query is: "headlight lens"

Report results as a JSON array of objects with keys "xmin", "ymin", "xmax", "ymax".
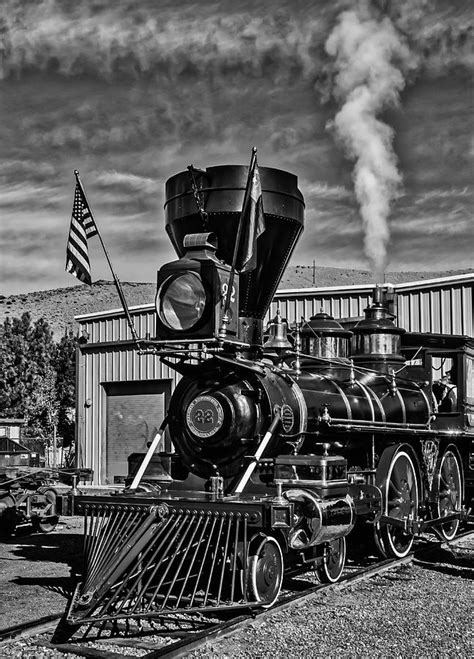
[{"xmin": 158, "ymin": 272, "xmax": 207, "ymax": 330}]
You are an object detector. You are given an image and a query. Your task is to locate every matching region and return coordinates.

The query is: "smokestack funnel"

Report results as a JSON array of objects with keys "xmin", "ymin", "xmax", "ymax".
[{"xmin": 164, "ymin": 165, "xmax": 305, "ymax": 320}]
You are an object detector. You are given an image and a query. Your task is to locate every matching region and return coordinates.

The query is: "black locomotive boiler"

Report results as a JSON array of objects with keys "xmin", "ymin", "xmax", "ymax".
[{"xmin": 67, "ymin": 164, "xmax": 473, "ymax": 630}]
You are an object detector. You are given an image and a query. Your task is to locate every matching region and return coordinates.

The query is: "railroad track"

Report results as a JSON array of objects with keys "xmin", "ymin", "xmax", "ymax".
[{"xmin": 1, "ymin": 528, "xmax": 472, "ymax": 658}]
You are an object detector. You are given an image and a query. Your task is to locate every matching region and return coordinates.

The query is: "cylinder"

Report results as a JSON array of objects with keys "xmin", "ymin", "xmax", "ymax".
[{"xmin": 284, "ymin": 488, "xmax": 355, "ymax": 549}]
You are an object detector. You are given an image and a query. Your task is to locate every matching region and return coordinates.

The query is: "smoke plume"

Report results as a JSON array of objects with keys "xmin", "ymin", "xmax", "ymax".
[{"xmin": 325, "ymin": 2, "xmax": 415, "ymax": 282}]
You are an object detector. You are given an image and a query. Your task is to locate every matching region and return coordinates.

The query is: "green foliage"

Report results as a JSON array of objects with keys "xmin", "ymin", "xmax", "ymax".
[
  {"xmin": 55, "ymin": 330, "xmax": 79, "ymax": 447},
  {"xmin": 0, "ymin": 313, "xmax": 78, "ymax": 447}
]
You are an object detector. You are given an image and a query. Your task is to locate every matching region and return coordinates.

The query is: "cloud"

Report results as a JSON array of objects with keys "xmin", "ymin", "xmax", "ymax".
[
  {"xmin": 0, "ymin": 1, "xmax": 326, "ymax": 82},
  {"xmin": 1, "ymin": 0, "xmax": 472, "ymax": 85},
  {"xmin": 0, "ymin": 182, "xmax": 65, "ymax": 210},
  {"xmin": 302, "ymin": 180, "xmax": 353, "ymax": 200},
  {"xmin": 95, "ymin": 171, "xmax": 157, "ymax": 194},
  {"xmin": 0, "ymin": 159, "xmax": 58, "ymax": 182},
  {"xmin": 391, "ymin": 207, "xmax": 472, "ymax": 238},
  {"xmin": 413, "ymin": 187, "xmax": 472, "ymax": 204},
  {"xmin": 389, "ymin": 0, "xmax": 474, "ymax": 76},
  {"xmin": 12, "ymin": 81, "xmax": 230, "ymax": 156}
]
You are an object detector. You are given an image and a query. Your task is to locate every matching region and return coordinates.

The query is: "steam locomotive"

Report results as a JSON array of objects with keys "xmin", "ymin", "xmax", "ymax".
[{"xmin": 67, "ymin": 164, "xmax": 473, "ymax": 631}]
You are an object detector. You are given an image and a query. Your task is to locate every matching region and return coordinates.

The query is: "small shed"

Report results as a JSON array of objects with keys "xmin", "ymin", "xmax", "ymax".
[
  {"xmin": 0, "ymin": 419, "xmax": 41, "ymax": 469},
  {"xmin": 0, "ymin": 418, "xmax": 25, "ymax": 443}
]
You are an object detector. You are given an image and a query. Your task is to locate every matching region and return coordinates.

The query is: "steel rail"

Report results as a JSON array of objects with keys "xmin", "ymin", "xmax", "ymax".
[
  {"xmin": 0, "ymin": 614, "xmax": 63, "ymax": 644},
  {"xmin": 1, "ymin": 528, "xmax": 472, "ymax": 657},
  {"xmin": 142, "ymin": 528, "xmax": 474, "ymax": 659}
]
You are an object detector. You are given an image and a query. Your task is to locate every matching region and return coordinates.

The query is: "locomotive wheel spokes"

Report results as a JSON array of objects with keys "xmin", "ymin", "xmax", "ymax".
[
  {"xmin": 247, "ymin": 535, "xmax": 283, "ymax": 608},
  {"xmin": 317, "ymin": 536, "xmax": 346, "ymax": 583},
  {"xmin": 376, "ymin": 448, "xmax": 419, "ymax": 558},
  {"xmin": 32, "ymin": 489, "xmax": 59, "ymax": 533},
  {"xmin": 32, "ymin": 515, "xmax": 59, "ymax": 533},
  {"xmin": 0, "ymin": 494, "xmax": 17, "ymax": 537},
  {"xmin": 432, "ymin": 448, "xmax": 463, "ymax": 540}
]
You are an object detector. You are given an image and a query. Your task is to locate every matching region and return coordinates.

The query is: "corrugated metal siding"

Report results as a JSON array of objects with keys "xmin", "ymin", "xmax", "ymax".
[
  {"xmin": 268, "ymin": 292, "xmax": 372, "ymax": 324},
  {"xmin": 396, "ymin": 282, "xmax": 473, "ymax": 335},
  {"xmin": 270, "ymin": 281, "xmax": 472, "ymax": 335},
  {"xmin": 77, "ymin": 342, "xmax": 179, "ymax": 485},
  {"xmin": 81, "ymin": 308, "xmax": 157, "ymax": 344}
]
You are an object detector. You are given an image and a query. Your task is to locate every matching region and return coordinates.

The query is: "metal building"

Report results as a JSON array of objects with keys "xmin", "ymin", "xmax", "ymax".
[{"xmin": 76, "ymin": 273, "xmax": 473, "ymax": 485}]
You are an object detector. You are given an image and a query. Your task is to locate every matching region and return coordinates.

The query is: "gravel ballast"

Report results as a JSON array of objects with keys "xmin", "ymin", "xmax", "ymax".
[
  {"xmin": 0, "ymin": 522, "xmax": 472, "ymax": 658},
  {"xmin": 191, "ymin": 536, "xmax": 473, "ymax": 658}
]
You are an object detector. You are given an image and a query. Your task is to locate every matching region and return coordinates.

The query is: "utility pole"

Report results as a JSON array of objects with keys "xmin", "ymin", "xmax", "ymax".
[{"xmin": 52, "ymin": 425, "xmax": 57, "ymax": 470}]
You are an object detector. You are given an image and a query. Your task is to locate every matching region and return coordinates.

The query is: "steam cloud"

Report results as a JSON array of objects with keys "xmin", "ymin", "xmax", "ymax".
[{"xmin": 325, "ymin": 2, "xmax": 415, "ymax": 282}]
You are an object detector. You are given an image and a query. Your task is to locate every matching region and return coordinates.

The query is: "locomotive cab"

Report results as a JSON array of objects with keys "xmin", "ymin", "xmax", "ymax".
[{"xmin": 402, "ymin": 332, "xmax": 474, "ymax": 427}]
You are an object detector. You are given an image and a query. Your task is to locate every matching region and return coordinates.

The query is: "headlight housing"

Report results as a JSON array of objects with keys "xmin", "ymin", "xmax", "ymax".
[
  {"xmin": 154, "ymin": 232, "xmax": 240, "ymax": 343},
  {"xmin": 158, "ymin": 272, "xmax": 207, "ymax": 331}
]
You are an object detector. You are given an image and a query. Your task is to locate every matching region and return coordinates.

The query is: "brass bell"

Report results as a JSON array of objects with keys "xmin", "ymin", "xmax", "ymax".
[{"xmin": 264, "ymin": 309, "xmax": 293, "ymax": 351}]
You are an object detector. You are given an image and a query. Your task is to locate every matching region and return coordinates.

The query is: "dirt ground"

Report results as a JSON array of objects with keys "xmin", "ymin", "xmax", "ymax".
[{"xmin": 0, "ymin": 516, "xmax": 84, "ymax": 631}]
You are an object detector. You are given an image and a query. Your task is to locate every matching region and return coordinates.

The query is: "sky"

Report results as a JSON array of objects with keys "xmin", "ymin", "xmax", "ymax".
[{"xmin": 1, "ymin": 0, "xmax": 473, "ymax": 295}]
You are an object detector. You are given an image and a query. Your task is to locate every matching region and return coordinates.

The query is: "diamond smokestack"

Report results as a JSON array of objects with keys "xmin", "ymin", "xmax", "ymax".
[{"xmin": 164, "ymin": 164, "xmax": 305, "ymax": 321}]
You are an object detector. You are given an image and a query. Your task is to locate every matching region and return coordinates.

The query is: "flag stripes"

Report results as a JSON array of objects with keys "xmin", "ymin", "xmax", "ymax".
[{"xmin": 66, "ymin": 182, "xmax": 98, "ymax": 285}]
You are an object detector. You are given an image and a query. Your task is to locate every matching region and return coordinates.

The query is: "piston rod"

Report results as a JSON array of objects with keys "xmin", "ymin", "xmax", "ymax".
[
  {"xmin": 129, "ymin": 417, "xmax": 168, "ymax": 490},
  {"xmin": 232, "ymin": 408, "xmax": 281, "ymax": 495}
]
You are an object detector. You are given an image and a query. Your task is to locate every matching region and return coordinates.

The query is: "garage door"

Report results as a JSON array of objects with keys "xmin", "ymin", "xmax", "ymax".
[{"xmin": 104, "ymin": 380, "xmax": 171, "ymax": 483}]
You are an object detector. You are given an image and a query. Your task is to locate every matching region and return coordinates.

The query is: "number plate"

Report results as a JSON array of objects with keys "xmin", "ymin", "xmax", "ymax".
[{"xmin": 186, "ymin": 395, "xmax": 224, "ymax": 438}]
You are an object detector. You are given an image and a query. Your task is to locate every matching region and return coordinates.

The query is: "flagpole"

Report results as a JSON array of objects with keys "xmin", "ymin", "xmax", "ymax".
[
  {"xmin": 74, "ymin": 170, "xmax": 141, "ymax": 348},
  {"xmin": 220, "ymin": 147, "xmax": 257, "ymax": 338}
]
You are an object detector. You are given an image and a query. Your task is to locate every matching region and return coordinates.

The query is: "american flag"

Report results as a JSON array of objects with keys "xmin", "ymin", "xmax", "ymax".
[{"xmin": 65, "ymin": 181, "xmax": 98, "ymax": 284}]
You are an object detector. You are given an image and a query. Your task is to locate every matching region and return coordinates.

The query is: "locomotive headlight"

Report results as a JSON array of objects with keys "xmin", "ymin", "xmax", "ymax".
[
  {"xmin": 155, "ymin": 232, "xmax": 240, "ymax": 342},
  {"xmin": 157, "ymin": 272, "xmax": 207, "ymax": 331}
]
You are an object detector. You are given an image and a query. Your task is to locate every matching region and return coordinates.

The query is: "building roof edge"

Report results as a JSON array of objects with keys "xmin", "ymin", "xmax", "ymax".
[{"xmin": 75, "ymin": 272, "xmax": 473, "ymax": 322}]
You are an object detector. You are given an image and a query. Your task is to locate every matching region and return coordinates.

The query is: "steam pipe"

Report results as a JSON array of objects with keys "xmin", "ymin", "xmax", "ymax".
[{"xmin": 320, "ymin": 417, "xmax": 429, "ymax": 429}]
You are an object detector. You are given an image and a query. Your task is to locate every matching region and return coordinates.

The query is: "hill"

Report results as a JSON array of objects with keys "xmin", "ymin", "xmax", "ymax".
[
  {"xmin": 0, "ymin": 267, "xmax": 472, "ymax": 337},
  {"xmin": 278, "ymin": 265, "xmax": 473, "ymax": 289}
]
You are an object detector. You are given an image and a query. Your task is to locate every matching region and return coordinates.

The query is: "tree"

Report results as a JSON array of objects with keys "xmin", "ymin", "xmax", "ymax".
[
  {"xmin": 0, "ymin": 313, "xmax": 58, "ymax": 443},
  {"xmin": 0, "ymin": 314, "xmax": 80, "ymax": 457},
  {"xmin": 55, "ymin": 330, "xmax": 79, "ymax": 447}
]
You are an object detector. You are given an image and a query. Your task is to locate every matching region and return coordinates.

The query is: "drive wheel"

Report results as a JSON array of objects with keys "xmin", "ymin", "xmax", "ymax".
[
  {"xmin": 431, "ymin": 447, "xmax": 463, "ymax": 540},
  {"xmin": 0, "ymin": 494, "xmax": 17, "ymax": 538},
  {"xmin": 317, "ymin": 536, "xmax": 346, "ymax": 583},
  {"xmin": 375, "ymin": 446, "xmax": 419, "ymax": 558},
  {"xmin": 247, "ymin": 536, "xmax": 283, "ymax": 607},
  {"xmin": 32, "ymin": 489, "xmax": 58, "ymax": 533},
  {"xmin": 32, "ymin": 515, "xmax": 59, "ymax": 533}
]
